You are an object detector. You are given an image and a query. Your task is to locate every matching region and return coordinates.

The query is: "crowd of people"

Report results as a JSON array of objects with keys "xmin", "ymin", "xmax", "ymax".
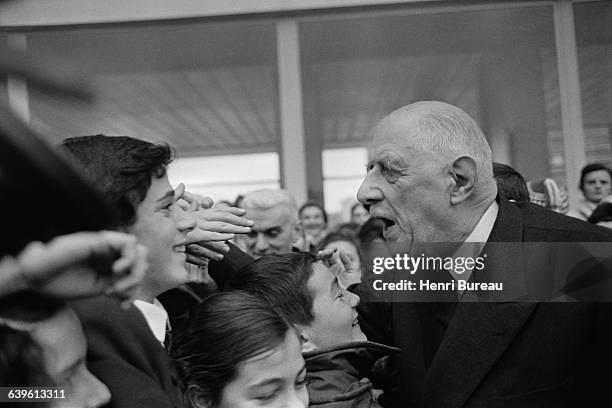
[{"xmin": 2, "ymin": 101, "xmax": 612, "ymax": 408}]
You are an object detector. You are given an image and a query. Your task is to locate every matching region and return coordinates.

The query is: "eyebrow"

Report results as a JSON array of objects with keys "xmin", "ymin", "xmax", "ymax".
[
  {"xmin": 368, "ymin": 150, "xmax": 408, "ymax": 169},
  {"xmin": 249, "ymin": 364, "xmax": 308, "ymax": 389},
  {"xmin": 251, "ymin": 226, "xmax": 281, "ymax": 234},
  {"xmin": 249, "ymin": 378, "xmax": 283, "ymax": 389}
]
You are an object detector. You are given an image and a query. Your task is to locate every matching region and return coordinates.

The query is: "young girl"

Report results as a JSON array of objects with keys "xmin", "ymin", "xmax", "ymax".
[{"xmin": 172, "ymin": 291, "xmax": 308, "ymax": 408}]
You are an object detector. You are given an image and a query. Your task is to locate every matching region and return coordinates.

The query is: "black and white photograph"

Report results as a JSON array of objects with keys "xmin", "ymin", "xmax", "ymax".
[{"xmin": 1, "ymin": 0, "xmax": 611, "ymax": 407}]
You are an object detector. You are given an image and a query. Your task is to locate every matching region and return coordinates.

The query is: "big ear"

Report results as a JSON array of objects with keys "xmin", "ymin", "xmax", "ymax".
[
  {"xmin": 187, "ymin": 384, "xmax": 214, "ymax": 408},
  {"xmin": 449, "ymin": 155, "xmax": 478, "ymax": 205},
  {"xmin": 295, "ymin": 324, "xmax": 317, "ymax": 353}
]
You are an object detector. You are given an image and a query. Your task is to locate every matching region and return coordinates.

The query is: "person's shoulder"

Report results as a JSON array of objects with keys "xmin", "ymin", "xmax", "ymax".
[
  {"xmin": 70, "ymin": 296, "xmax": 159, "ymax": 352},
  {"xmin": 71, "ymin": 295, "xmax": 142, "ymax": 324},
  {"xmin": 513, "ymin": 201, "xmax": 612, "ymax": 241},
  {"xmin": 87, "ymin": 358, "xmax": 178, "ymax": 408}
]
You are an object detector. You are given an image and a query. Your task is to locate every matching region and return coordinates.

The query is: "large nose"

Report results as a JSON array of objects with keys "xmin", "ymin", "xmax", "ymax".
[
  {"xmin": 84, "ymin": 370, "xmax": 111, "ymax": 408},
  {"xmin": 357, "ymin": 173, "xmax": 383, "ymax": 207},
  {"xmin": 255, "ymin": 233, "xmax": 269, "ymax": 252}
]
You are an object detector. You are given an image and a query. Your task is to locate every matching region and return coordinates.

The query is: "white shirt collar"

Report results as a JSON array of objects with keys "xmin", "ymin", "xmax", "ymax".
[
  {"xmin": 464, "ymin": 200, "xmax": 499, "ymax": 245},
  {"xmin": 449, "ymin": 201, "xmax": 499, "ymax": 284},
  {"xmin": 133, "ymin": 299, "xmax": 169, "ymax": 344}
]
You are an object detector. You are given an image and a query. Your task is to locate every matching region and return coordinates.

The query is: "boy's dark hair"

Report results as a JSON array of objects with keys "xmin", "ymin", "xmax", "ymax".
[
  {"xmin": 173, "ymin": 291, "xmax": 292, "ymax": 407},
  {"xmin": 579, "ymin": 163, "xmax": 612, "ymax": 192},
  {"xmin": 59, "ymin": 135, "xmax": 173, "ymax": 228},
  {"xmin": 493, "ymin": 162, "xmax": 529, "ymax": 202},
  {"xmin": 227, "ymin": 252, "xmax": 318, "ymax": 326},
  {"xmin": 299, "ymin": 202, "xmax": 328, "ymax": 225}
]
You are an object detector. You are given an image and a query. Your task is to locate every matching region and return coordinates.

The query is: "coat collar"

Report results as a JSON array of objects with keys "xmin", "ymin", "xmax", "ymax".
[
  {"xmin": 423, "ymin": 196, "xmax": 538, "ymax": 408},
  {"xmin": 305, "ymin": 341, "xmax": 399, "ymax": 406}
]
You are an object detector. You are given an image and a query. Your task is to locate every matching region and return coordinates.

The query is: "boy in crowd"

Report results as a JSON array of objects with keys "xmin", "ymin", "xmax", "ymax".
[
  {"xmin": 60, "ymin": 135, "xmax": 251, "ymax": 408},
  {"xmin": 227, "ymin": 252, "xmax": 398, "ymax": 407}
]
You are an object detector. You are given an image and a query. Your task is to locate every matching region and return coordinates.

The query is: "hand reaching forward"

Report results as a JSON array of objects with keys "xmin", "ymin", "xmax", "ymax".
[
  {"xmin": 1, "ymin": 231, "xmax": 148, "ymax": 308},
  {"xmin": 179, "ymin": 188, "xmax": 253, "ymax": 264}
]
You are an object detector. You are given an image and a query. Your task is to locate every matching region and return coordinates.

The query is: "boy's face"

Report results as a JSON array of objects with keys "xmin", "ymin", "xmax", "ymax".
[
  {"xmin": 302, "ymin": 261, "xmax": 366, "ymax": 350},
  {"xmin": 128, "ymin": 174, "xmax": 196, "ymax": 300}
]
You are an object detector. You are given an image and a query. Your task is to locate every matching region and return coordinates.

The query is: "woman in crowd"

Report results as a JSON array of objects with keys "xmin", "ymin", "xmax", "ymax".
[
  {"xmin": 297, "ymin": 202, "xmax": 329, "ymax": 252},
  {"xmin": 568, "ymin": 163, "xmax": 612, "ymax": 220},
  {"xmin": 172, "ymin": 291, "xmax": 308, "ymax": 408}
]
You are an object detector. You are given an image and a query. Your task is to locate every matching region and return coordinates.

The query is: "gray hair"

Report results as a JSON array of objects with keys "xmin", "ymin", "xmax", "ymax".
[
  {"xmin": 382, "ymin": 101, "xmax": 494, "ymax": 188},
  {"xmin": 241, "ymin": 189, "xmax": 298, "ymax": 223}
]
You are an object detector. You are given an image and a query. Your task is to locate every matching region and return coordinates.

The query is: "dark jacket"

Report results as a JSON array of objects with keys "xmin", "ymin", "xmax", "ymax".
[
  {"xmin": 72, "ymin": 296, "xmax": 183, "ymax": 408},
  {"xmin": 357, "ymin": 197, "xmax": 612, "ymax": 407},
  {"xmin": 304, "ymin": 341, "xmax": 399, "ymax": 408}
]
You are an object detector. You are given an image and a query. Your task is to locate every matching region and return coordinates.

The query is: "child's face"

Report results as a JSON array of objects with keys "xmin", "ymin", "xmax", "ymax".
[
  {"xmin": 303, "ymin": 261, "xmax": 366, "ymax": 350},
  {"xmin": 217, "ymin": 330, "xmax": 308, "ymax": 408},
  {"xmin": 128, "ymin": 174, "xmax": 196, "ymax": 299}
]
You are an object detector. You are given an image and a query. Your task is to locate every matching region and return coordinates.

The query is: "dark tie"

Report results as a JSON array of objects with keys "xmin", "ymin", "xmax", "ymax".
[{"xmin": 164, "ymin": 321, "xmax": 173, "ymax": 351}]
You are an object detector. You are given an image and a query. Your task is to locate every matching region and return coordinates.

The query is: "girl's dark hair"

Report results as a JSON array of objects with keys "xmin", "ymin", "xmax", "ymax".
[
  {"xmin": 579, "ymin": 163, "xmax": 612, "ymax": 191},
  {"xmin": 298, "ymin": 202, "xmax": 328, "ymax": 225},
  {"xmin": 227, "ymin": 252, "xmax": 318, "ymax": 326},
  {"xmin": 172, "ymin": 291, "xmax": 294, "ymax": 407}
]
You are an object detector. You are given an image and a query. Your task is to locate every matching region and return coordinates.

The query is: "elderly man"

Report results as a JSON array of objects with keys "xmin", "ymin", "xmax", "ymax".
[
  {"xmin": 238, "ymin": 188, "xmax": 301, "ymax": 258},
  {"xmin": 356, "ymin": 101, "xmax": 612, "ymax": 407}
]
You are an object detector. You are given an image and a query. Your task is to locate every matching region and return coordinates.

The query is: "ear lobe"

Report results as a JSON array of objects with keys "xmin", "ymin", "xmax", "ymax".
[
  {"xmin": 187, "ymin": 385, "xmax": 213, "ymax": 408},
  {"xmin": 449, "ymin": 156, "xmax": 477, "ymax": 205},
  {"xmin": 295, "ymin": 325, "xmax": 316, "ymax": 353}
]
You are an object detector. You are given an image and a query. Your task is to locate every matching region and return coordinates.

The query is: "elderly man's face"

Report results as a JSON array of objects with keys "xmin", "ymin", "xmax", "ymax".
[
  {"xmin": 357, "ymin": 126, "xmax": 452, "ymax": 251},
  {"xmin": 243, "ymin": 206, "xmax": 299, "ymax": 258}
]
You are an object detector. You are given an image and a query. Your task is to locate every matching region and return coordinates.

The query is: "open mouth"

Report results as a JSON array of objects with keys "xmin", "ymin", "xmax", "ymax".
[
  {"xmin": 376, "ymin": 216, "xmax": 396, "ymax": 233},
  {"xmin": 173, "ymin": 245, "xmax": 186, "ymax": 253}
]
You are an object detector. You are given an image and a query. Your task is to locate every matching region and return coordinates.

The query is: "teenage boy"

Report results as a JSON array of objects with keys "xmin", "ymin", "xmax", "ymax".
[
  {"xmin": 227, "ymin": 252, "xmax": 398, "ymax": 407},
  {"xmin": 61, "ymin": 135, "xmax": 251, "ymax": 408}
]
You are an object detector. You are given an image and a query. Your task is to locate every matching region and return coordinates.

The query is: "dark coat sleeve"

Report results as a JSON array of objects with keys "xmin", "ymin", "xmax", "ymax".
[{"xmin": 207, "ymin": 241, "xmax": 254, "ymax": 290}]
